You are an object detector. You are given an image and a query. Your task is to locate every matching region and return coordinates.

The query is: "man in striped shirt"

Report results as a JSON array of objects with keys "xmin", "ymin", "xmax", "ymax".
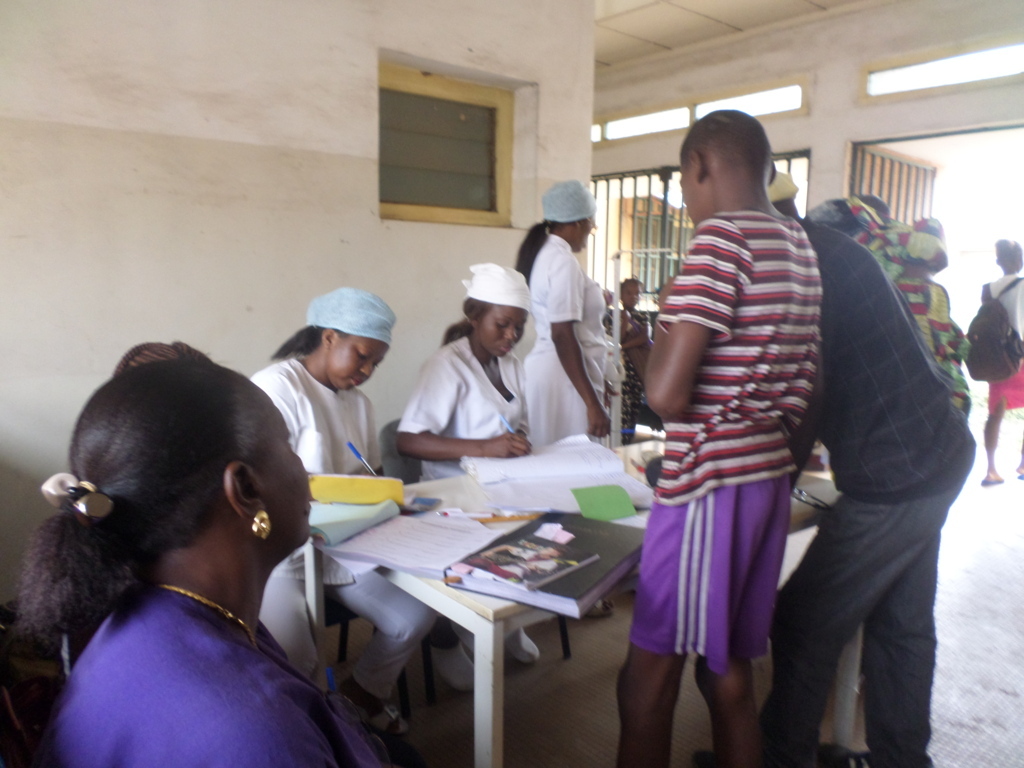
[{"xmin": 616, "ymin": 111, "xmax": 821, "ymax": 768}]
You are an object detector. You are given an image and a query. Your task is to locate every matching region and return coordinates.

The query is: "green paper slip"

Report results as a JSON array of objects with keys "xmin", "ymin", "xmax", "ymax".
[{"xmin": 570, "ymin": 484, "xmax": 637, "ymax": 521}]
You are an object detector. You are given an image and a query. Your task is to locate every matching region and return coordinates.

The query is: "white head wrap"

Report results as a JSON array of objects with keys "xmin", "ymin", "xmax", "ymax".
[
  {"xmin": 542, "ymin": 180, "xmax": 597, "ymax": 223},
  {"xmin": 462, "ymin": 263, "xmax": 531, "ymax": 311}
]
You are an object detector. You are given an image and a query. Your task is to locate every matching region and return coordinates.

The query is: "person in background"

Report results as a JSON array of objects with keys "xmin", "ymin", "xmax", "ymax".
[
  {"xmin": 516, "ymin": 180, "xmax": 611, "ymax": 446},
  {"xmin": 251, "ymin": 288, "xmax": 435, "ymax": 734},
  {"xmin": 17, "ymin": 351, "xmax": 394, "ymax": 767},
  {"xmin": 808, "ymin": 197, "xmax": 971, "ymax": 413},
  {"xmin": 396, "ymin": 263, "xmax": 539, "ymax": 678},
  {"xmin": 763, "ymin": 176, "xmax": 974, "ymax": 768},
  {"xmin": 981, "ymin": 239, "xmax": 1024, "ymax": 485},
  {"xmin": 603, "ymin": 277, "xmax": 652, "ymax": 443},
  {"xmin": 615, "ymin": 111, "xmax": 821, "ymax": 768}
]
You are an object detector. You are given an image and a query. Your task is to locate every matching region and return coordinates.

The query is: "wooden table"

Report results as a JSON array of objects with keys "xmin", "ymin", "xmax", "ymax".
[{"xmin": 304, "ymin": 442, "xmax": 849, "ymax": 767}]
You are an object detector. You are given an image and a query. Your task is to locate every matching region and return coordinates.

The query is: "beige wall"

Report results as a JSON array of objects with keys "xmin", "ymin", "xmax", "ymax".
[
  {"xmin": 0, "ymin": 0, "xmax": 595, "ymax": 599},
  {"xmin": 592, "ymin": 0, "xmax": 1024, "ymax": 205}
]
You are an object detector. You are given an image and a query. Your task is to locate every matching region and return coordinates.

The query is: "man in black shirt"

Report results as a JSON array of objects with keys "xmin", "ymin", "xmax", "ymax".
[{"xmin": 760, "ymin": 181, "xmax": 975, "ymax": 768}]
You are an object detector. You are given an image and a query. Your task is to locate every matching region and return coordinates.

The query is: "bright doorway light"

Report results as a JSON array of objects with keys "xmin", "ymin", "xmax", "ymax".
[
  {"xmin": 592, "ymin": 124, "xmax": 603, "ymax": 142},
  {"xmin": 605, "ymin": 107, "xmax": 690, "ymax": 141},
  {"xmin": 868, "ymin": 43, "xmax": 1024, "ymax": 96},
  {"xmin": 695, "ymin": 85, "xmax": 803, "ymax": 120}
]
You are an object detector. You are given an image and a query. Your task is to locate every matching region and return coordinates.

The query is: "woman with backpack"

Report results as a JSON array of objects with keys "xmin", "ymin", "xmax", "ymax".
[{"xmin": 981, "ymin": 239, "xmax": 1024, "ymax": 486}]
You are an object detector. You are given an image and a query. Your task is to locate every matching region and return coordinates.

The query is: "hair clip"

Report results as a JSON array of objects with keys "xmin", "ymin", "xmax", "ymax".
[{"xmin": 40, "ymin": 473, "xmax": 114, "ymax": 525}]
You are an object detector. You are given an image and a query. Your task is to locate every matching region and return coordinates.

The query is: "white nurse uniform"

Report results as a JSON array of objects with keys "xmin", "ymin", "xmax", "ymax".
[
  {"xmin": 523, "ymin": 234, "xmax": 609, "ymax": 447},
  {"xmin": 398, "ymin": 336, "xmax": 528, "ymax": 480}
]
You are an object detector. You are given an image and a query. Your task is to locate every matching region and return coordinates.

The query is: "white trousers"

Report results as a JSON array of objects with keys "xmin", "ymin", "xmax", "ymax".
[{"xmin": 260, "ymin": 570, "xmax": 436, "ymax": 700}]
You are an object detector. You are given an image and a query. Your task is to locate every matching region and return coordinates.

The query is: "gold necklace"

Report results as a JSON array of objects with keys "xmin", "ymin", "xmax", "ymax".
[{"xmin": 156, "ymin": 584, "xmax": 257, "ymax": 647}]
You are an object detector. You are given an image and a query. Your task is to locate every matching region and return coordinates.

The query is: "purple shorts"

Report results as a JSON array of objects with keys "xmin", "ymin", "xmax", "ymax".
[{"xmin": 629, "ymin": 477, "xmax": 791, "ymax": 675}]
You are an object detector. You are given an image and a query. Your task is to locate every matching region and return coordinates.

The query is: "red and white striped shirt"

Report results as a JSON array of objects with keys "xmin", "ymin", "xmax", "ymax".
[{"xmin": 656, "ymin": 211, "xmax": 821, "ymax": 506}]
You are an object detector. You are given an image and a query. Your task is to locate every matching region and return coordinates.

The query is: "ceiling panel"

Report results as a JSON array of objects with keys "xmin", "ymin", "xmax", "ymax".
[
  {"xmin": 596, "ymin": 0, "xmax": 895, "ymax": 68},
  {"xmin": 595, "ymin": 0, "xmax": 660, "ymax": 19},
  {"xmin": 599, "ymin": 3, "xmax": 736, "ymax": 50},
  {"xmin": 668, "ymin": 0, "xmax": 820, "ymax": 30},
  {"xmin": 810, "ymin": 0, "xmax": 867, "ymax": 7},
  {"xmin": 594, "ymin": 25, "xmax": 670, "ymax": 66}
]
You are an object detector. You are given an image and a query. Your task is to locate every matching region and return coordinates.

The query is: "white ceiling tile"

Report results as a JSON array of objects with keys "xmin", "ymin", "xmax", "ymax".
[
  {"xmin": 600, "ymin": 3, "xmax": 736, "ymax": 49},
  {"xmin": 667, "ymin": 0, "xmax": 821, "ymax": 30},
  {"xmin": 596, "ymin": 0, "xmax": 660, "ymax": 22},
  {"xmin": 810, "ymin": 0, "xmax": 866, "ymax": 7},
  {"xmin": 594, "ymin": 25, "xmax": 670, "ymax": 66}
]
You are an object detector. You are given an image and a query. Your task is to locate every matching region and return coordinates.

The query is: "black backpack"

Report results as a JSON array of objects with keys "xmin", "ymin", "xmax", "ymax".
[{"xmin": 965, "ymin": 278, "xmax": 1024, "ymax": 382}]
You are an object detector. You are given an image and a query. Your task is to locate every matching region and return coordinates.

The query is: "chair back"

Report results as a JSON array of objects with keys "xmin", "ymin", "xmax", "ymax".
[{"xmin": 379, "ymin": 419, "xmax": 422, "ymax": 484}]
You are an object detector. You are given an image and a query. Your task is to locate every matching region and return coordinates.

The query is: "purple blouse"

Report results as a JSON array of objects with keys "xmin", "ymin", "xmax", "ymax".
[{"xmin": 35, "ymin": 587, "xmax": 383, "ymax": 767}]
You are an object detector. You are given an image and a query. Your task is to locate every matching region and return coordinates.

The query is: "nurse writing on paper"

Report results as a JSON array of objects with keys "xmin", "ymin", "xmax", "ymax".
[
  {"xmin": 516, "ymin": 180, "xmax": 611, "ymax": 446},
  {"xmin": 251, "ymin": 287, "xmax": 435, "ymax": 734},
  {"xmin": 396, "ymin": 264, "xmax": 541, "ymax": 673},
  {"xmin": 397, "ymin": 263, "xmax": 532, "ymax": 480}
]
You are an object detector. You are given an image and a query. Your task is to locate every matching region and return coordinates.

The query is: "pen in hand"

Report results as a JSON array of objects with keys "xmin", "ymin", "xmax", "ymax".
[
  {"xmin": 498, "ymin": 414, "xmax": 515, "ymax": 434},
  {"xmin": 346, "ymin": 441, "xmax": 377, "ymax": 476}
]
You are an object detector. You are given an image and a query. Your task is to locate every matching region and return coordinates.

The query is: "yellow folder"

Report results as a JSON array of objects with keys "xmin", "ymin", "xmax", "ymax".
[{"xmin": 308, "ymin": 474, "xmax": 404, "ymax": 505}]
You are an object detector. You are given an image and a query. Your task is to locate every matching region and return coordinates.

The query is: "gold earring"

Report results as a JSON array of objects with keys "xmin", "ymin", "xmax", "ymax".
[{"xmin": 252, "ymin": 510, "xmax": 271, "ymax": 540}]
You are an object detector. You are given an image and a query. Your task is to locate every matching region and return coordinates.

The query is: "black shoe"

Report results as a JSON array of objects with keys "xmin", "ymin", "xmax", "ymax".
[
  {"xmin": 691, "ymin": 750, "xmax": 715, "ymax": 768},
  {"xmin": 818, "ymin": 743, "xmax": 871, "ymax": 767}
]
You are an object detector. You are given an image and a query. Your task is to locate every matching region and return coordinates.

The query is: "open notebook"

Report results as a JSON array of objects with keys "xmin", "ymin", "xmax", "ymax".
[{"xmin": 461, "ymin": 434, "xmax": 654, "ymax": 512}]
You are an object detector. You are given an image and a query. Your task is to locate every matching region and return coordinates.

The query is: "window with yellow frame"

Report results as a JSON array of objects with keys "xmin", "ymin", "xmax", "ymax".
[{"xmin": 379, "ymin": 63, "xmax": 513, "ymax": 227}]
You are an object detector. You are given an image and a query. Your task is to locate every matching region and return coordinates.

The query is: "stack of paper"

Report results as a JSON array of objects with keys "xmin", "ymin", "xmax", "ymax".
[
  {"xmin": 326, "ymin": 514, "xmax": 504, "ymax": 580},
  {"xmin": 461, "ymin": 435, "xmax": 654, "ymax": 512},
  {"xmin": 308, "ymin": 500, "xmax": 400, "ymax": 545}
]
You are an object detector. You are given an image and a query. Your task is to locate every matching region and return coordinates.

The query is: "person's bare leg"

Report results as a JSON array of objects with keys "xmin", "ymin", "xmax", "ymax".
[
  {"xmin": 1017, "ymin": 427, "xmax": 1024, "ymax": 476},
  {"xmin": 695, "ymin": 656, "xmax": 762, "ymax": 768},
  {"xmin": 983, "ymin": 397, "xmax": 1006, "ymax": 483},
  {"xmin": 616, "ymin": 643, "xmax": 687, "ymax": 768}
]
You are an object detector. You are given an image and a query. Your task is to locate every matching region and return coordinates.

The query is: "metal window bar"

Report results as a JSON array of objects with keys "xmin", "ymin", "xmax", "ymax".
[
  {"xmin": 850, "ymin": 145, "xmax": 935, "ymax": 223},
  {"xmin": 590, "ymin": 167, "xmax": 689, "ymax": 301}
]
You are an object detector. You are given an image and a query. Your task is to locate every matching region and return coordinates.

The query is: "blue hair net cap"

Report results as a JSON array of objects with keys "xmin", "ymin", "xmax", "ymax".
[
  {"xmin": 306, "ymin": 287, "xmax": 395, "ymax": 345},
  {"xmin": 542, "ymin": 180, "xmax": 597, "ymax": 223}
]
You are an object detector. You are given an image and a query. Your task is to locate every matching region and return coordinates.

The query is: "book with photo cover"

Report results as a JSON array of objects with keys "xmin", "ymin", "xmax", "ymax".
[
  {"xmin": 458, "ymin": 535, "xmax": 599, "ymax": 591},
  {"xmin": 447, "ymin": 512, "xmax": 646, "ymax": 618}
]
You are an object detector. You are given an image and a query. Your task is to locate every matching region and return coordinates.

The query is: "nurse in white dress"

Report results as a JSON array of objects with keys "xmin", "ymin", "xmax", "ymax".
[
  {"xmin": 516, "ymin": 180, "xmax": 611, "ymax": 447},
  {"xmin": 251, "ymin": 287, "xmax": 435, "ymax": 733},
  {"xmin": 397, "ymin": 263, "xmax": 532, "ymax": 480},
  {"xmin": 397, "ymin": 263, "xmax": 541, "ymax": 672}
]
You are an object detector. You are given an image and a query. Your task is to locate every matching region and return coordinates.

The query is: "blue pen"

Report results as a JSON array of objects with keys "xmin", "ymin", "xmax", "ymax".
[
  {"xmin": 498, "ymin": 414, "xmax": 515, "ymax": 434},
  {"xmin": 346, "ymin": 441, "xmax": 377, "ymax": 475}
]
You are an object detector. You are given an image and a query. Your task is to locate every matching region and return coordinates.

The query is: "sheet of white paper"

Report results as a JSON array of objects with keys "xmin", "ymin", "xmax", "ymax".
[
  {"xmin": 326, "ymin": 514, "xmax": 504, "ymax": 579},
  {"xmin": 462, "ymin": 434, "xmax": 623, "ymax": 484},
  {"xmin": 481, "ymin": 472, "xmax": 654, "ymax": 512},
  {"xmin": 327, "ymin": 553, "xmax": 379, "ymax": 576},
  {"xmin": 610, "ymin": 512, "xmax": 650, "ymax": 529}
]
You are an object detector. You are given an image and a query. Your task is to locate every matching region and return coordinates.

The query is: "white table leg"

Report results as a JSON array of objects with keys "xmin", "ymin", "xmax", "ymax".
[
  {"xmin": 474, "ymin": 618, "xmax": 504, "ymax": 768},
  {"xmin": 833, "ymin": 625, "xmax": 863, "ymax": 748}
]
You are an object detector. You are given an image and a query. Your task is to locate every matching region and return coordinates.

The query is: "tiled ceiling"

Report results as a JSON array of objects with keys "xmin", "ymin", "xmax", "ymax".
[{"xmin": 596, "ymin": 0, "xmax": 869, "ymax": 67}]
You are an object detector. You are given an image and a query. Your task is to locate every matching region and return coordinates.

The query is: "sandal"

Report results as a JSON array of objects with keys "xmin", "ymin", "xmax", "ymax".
[
  {"xmin": 585, "ymin": 598, "xmax": 614, "ymax": 619},
  {"xmin": 359, "ymin": 701, "xmax": 409, "ymax": 736},
  {"xmin": 818, "ymin": 744, "xmax": 871, "ymax": 767}
]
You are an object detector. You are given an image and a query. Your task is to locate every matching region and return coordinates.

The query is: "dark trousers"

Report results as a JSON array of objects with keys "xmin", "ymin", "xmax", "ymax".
[{"xmin": 761, "ymin": 481, "xmax": 965, "ymax": 768}]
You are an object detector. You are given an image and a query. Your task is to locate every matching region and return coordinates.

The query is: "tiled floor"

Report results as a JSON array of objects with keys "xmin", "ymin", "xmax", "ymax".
[
  {"xmin": 929, "ymin": 420, "xmax": 1024, "ymax": 766},
  {"xmin": 338, "ymin": 418, "xmax": 1024, "ymax": 767}
]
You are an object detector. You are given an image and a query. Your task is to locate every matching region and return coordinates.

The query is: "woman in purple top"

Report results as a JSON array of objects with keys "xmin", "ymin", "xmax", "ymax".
[{"xmin": 17, "ymin": 347, "xmax": 395, "ymax": 767}]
